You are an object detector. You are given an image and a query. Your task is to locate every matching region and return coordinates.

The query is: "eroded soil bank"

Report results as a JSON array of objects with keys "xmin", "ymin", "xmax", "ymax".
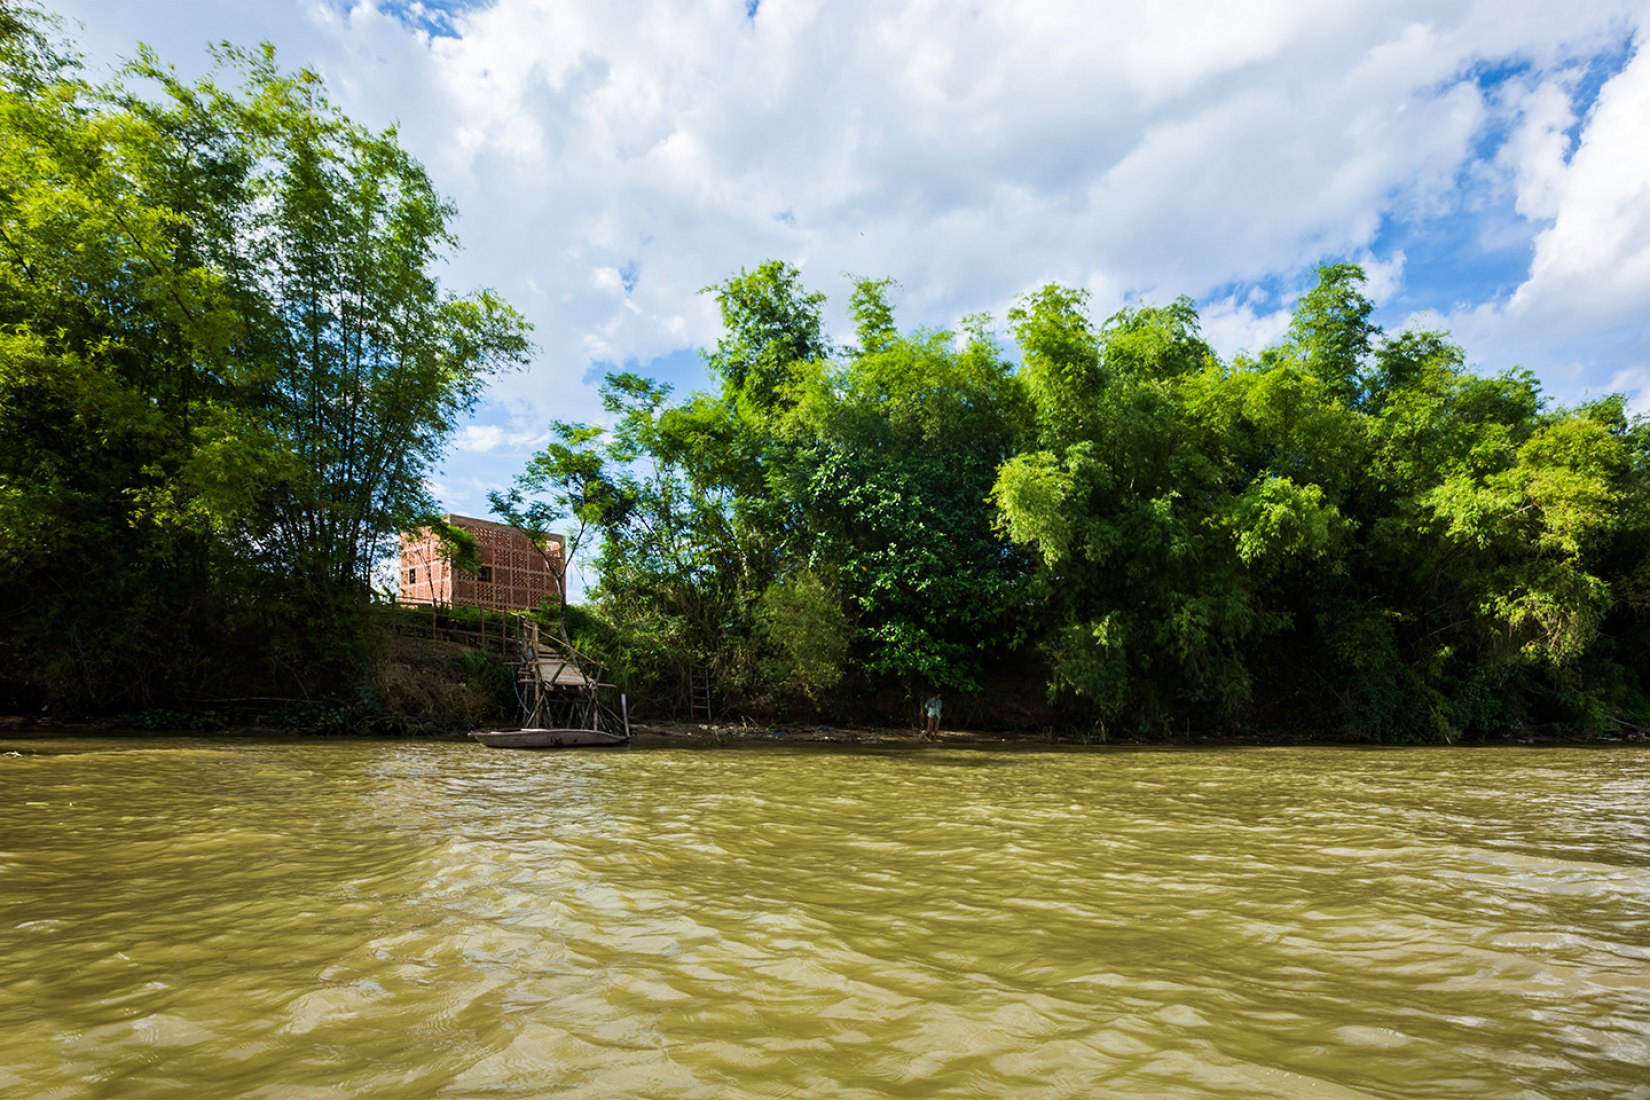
[
  {"xmin": 609, "ymin": 719, "xmax": 1650, "ymax": 749},
  {"xmin": 5, "ymin": 712, "xmax": 1646, "ymax": 747}
]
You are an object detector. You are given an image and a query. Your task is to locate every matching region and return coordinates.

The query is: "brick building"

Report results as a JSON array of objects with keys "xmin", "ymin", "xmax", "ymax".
[{"xmin": 398, "ymin": 515, "xmax": 564, "ymax": 612}]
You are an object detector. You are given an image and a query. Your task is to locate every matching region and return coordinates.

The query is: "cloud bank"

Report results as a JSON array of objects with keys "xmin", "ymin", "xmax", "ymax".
[{"xmin": 54, "ymin": 0, "xmax": 1650, "ymax": 502}]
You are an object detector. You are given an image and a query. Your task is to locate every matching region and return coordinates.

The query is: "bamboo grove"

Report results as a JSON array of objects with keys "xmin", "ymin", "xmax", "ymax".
[
  {"xmin": 514, "ymin": 261, "xmax": 1650, "ymax": 741},
  {"xmin": 0, "ymin": 7, "xmax": 528, "ymax": 712}
]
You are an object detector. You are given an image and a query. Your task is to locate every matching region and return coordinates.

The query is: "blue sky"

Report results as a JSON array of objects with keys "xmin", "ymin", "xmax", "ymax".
[{"xmin": 50, "ymin": 0, "xmax": 1650, "ymax": 561}]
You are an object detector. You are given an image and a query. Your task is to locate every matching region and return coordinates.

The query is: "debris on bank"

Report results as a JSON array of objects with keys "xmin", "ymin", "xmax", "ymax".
[{"xmin": 628, "ymin": 720, "xmax": 1022, "ymax": 747}]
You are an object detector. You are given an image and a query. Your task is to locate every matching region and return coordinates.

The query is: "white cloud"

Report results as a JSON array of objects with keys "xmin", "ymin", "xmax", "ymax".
[
  {"xmin": 1360, "ymin": 250, "xmax": 1408, "ymax": 305},
  {"xmin": 1512, "ymin": 40, "xmax": 1650, "ymax": 324},
  {"xmin": 1606, "ymin": 366, "xmax": 1650, "ymax": 415},
  {"xmin": 1403, "ymin": 32, "xmax": 1650, "ymax": 405},
  {"xmin": 51, "ymin": 0, "xmax": 1650, "ymax": 467},
  {"xmin": 452, "ymin": 421, "xmax": 550, "ymax": 453},
  {"xmin": 453, "ymin": 424, "xmax": 508, "ymax": 453},
  {"xmin": 1199, "ymin": 295, "xmax": 1293, "ymax": 363},
  {"xmin": 1497, "ymin": 77, "xmax": 1580, "ymax": 222}
]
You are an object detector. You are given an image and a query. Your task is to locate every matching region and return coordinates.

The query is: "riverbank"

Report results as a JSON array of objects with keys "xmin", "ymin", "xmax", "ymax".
[
  {"xmin": 0, "ymin": 714, "xmax": 1034, "ymax": 746},
  {"xmin": 630, "ymin": 720, "xmax": 1014, "ymax": 747},
  {"xmin": 8, "ymin": 712, "xmax": 1642, "ymax": 748},
  {"xmin": 630, "ymin": 719, "xmax": 1650, "ymax": 748}
]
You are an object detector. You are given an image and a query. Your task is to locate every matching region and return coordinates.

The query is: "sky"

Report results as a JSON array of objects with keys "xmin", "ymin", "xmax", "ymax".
[{"xmin": 49, "ymin": 0, "xmax": 1650, "ymax": 538}]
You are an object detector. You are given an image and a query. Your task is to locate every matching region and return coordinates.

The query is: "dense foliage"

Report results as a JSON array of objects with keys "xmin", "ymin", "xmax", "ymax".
[
  {"xmin": 0, "ymin": 7, "xmax": 528, "ymax": 712},
  {"xmin": 511, "ymin": 261, "xmax": 1650, "ymax": 740},
  {"xmin": 499, "ymin": 263, "xmax": 1031, "ymax": 719},
  {"xmin": 991, "ymin": 267, "xmax": 1645, "ymax": 739},
  {"xmin": 6, "ymin": 7, "xmax": 1645, "ymax": 740}
]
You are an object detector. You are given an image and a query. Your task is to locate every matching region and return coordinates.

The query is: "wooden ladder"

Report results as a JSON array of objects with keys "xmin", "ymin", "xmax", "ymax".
[{"xmin": 688, "ymin": 664, "xmax": 713, "ymax": 723}]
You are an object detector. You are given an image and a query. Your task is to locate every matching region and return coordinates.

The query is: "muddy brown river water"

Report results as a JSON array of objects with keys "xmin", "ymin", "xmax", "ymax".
[{"xmin": 2, "ymin": 738, "xmax": 1647, "ymax": 1097}]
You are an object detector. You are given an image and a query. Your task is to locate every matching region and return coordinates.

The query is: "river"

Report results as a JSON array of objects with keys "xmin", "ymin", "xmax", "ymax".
[{"xmin": 1, "ymin": 738, "xmax": 1647, "ymax": 1097}]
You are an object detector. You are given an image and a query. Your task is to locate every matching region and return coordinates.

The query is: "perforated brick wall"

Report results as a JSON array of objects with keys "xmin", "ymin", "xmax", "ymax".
[{"xmin": 398, "ymin": 515, "xmax": 564, "ymax": 612}]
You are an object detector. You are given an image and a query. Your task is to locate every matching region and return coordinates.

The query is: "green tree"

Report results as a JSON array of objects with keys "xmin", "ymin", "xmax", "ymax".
[
  {"xmin": 498, "ymin": 370, "xmax": 751, "ymax": 701},
  {"xmin": 0, "ymin": 11, "xmax": 528, "ymax": 710},
  {"xmin": 489, "ymin": 417, "xmax": 624, "ymax": 619},
  {"xmin": 1284, "ymin": 262, "xmax": 1379, "ymax": 404},
  {"xmin": 755, "ymin": 570, "xmax": 850, "ymax": 704},
  {"xmin": 495, "ymin": 252, "xmax": 1650, "ymax": 738},
  {"xmin": 146, "ymin": 46, "xmax": 532, "ymax": 592},
  {"xmin": 993, "ymin": 289, "xmax": 1267, "ymax": 729},
  {"xmin": 704, "ymin": 260, "xmax": 830, "ymax": 415},
  {"xmin": 791, "ymin": 280, "xmax": 1029, "ymax": 690}
]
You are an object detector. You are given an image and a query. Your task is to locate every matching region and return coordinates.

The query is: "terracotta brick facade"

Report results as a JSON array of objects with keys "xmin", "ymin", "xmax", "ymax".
[{"xmin": 398, "ymin": 514, "xmax": 564, "ymax": 612}]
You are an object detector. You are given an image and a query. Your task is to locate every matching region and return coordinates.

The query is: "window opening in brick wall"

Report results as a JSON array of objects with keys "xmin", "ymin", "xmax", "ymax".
[{"xmin": 478, "ymin": 566, "xmax": 494, "ymax": 583}]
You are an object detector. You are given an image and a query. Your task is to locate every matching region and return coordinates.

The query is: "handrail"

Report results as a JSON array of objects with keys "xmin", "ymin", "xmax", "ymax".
[
  {"xmin": 509, "ymin": 613, "xmax": 623, "ymax": 735},
  {"xmin": 513, "ymin": 613, "xmax": 610, "ymax": 682}
]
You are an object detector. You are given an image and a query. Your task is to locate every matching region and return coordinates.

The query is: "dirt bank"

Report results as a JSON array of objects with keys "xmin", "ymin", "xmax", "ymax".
[
  {"xmin": 626, "ymin": 719, "xmax": 1650, "ymax": 749},
  {"xmin": 628, "ymin": 719, "xmax": 1034, "ymax": 748},
  {"xmin": 5, "ymin": 712, "xmax": 1644, "ymax": 747}
]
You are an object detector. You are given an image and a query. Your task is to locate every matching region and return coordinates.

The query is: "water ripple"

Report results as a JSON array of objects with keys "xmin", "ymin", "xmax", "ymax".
[{"xmin": 2, "ymin": 740, "xmax": 1648, "ymax": 1097}]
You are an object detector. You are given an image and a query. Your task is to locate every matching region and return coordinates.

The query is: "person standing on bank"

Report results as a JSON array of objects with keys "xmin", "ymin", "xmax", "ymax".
[{"xmin": 923, "ymin": 693, "xmax": 942, "ymax": 742}]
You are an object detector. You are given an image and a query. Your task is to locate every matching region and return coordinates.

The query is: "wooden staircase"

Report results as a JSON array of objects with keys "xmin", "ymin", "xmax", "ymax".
[{"xmin": 516, "ymin": 617, "xmax": 625, "ymax": 736}]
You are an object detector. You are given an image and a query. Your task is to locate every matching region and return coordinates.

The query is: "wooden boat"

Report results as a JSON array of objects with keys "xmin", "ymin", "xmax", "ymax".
[{"xmin": 469, "ymin": 727, "xmax": 628, "ymax": 749}]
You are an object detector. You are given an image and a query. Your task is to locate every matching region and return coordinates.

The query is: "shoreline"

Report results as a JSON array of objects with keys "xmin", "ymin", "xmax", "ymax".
[{"xmin": 3, "ymin": 714, "xmax": 1646, "ymax": 749}]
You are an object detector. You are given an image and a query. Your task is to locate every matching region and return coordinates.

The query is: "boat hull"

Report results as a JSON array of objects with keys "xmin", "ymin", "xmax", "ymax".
[{"xmin": 469, "ymin": 727, "xmax": 629, "ymax": 749}]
